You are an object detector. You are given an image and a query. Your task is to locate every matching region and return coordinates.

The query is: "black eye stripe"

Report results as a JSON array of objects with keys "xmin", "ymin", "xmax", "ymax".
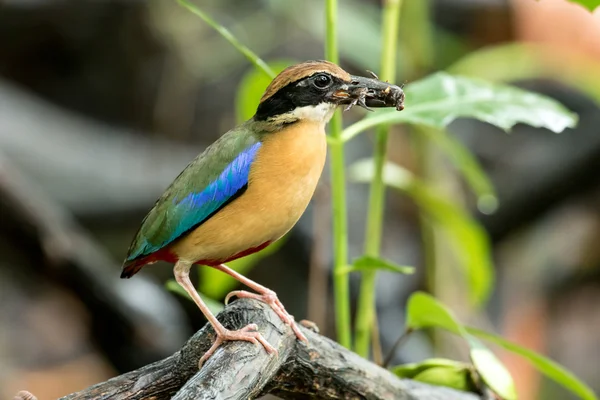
[{"xmin": 255, "ymin": 74, "xmax": 345, "ymax": 121}]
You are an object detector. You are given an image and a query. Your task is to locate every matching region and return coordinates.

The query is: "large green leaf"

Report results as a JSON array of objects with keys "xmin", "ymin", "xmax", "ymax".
[
  {"xmin": 406, "ymin": 292, "xmax": 517, "ymax": 400},
  {"xmin": 567, "ymin": 0, "xmax": 600, "ymax": 11},
  {"xmin": 350, "ymin": 159, "xmax": 493, "ymax": 306},
  {"xmin": 467, "ymin": 327, "xmax": 598, "ymax": 400},
  {"xmin": 235, "ymin": 60, "xmax": 294, "ymax": 122},
  {"xmin": 341, "ymin": 72, "xmax": 577, "ymax": 142}
]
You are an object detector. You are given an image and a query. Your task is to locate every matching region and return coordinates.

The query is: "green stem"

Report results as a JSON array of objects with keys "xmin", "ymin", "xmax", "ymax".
[
  {"xmin": 354, "ymin": 0, "xmax": 402, "ymax": 358},
  {"xmin": 400, "ymin": 0, "xmax": 433, "ymax": 76},
  {"xmin": 412, "ymin": 128, "xmax": 436, "ymax": 294},
  {"xmin": 177, "ymin": 0, "xmax": 275, "ymax": 78},
  {"xmin": 325, "ymin": 0, "xmax": 351, "ymax": 349}
]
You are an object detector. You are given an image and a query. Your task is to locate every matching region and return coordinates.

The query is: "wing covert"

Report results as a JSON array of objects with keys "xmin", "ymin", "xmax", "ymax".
[{"xmin": 125, "ymin": 129, "xmax": 261, "ymax": 262}]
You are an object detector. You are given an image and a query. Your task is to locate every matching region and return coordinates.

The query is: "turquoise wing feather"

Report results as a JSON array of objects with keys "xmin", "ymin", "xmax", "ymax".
[{"xmin": 125, "ymin": 123, "xmax": 261, "ymax": 262}]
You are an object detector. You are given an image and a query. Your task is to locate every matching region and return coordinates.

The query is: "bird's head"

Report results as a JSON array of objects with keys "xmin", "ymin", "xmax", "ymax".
[{"xmin": 254, "ymin": 60, "xmax": 404, "ymax": 126}]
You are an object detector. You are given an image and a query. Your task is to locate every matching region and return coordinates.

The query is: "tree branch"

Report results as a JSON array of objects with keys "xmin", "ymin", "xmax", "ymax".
[{"xmin": 51, "ymin": 299, "xmax": 483, "ymax": 400}]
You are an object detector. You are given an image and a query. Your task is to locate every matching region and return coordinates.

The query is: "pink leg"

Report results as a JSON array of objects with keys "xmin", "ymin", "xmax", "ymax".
[
  {"xmin": 212, "ymin": 264, "xmax": 308, "ymax": 343},
  {"xmin": 174, "ymin": 262, "xmax": 276, "ymax": 367}
]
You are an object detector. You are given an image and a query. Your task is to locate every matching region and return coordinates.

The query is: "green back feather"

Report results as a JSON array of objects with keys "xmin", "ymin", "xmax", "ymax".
[{"xmin": 125, "ymin": 121, "xmax": 262, "ymax": 261}]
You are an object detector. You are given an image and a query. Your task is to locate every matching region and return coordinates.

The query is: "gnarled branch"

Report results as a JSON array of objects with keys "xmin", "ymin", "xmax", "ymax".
[{"xmin": 54, "ymin": 298, "xmax": 483, "ymax": 400}]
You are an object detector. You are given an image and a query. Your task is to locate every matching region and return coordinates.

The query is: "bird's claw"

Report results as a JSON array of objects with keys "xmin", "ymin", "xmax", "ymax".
[
  {"xmin": 225, "ymin": 289, "xmax": 308, "ymax": 343},
  {"xmin": 199, "ymin": 324, "xmax": 277, "ymax": 368}
]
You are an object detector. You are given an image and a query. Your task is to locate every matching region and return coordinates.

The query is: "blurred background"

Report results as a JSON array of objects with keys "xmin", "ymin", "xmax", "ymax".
[{"xmin": 1, "ymin": 0, "xmax": 599, "ymax": 399}]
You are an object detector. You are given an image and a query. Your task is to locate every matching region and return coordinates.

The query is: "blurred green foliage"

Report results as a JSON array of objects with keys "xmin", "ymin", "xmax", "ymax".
[
  {"xmin": 416, "ymin": 127, "xmax": 497, "ymax": 214},
  {"xmin": 466, "ymin": 327, "xmax": 599, "ymax": 400},
  {"xmin": 350, "ymin": 158, "xmax": 493, "ymax": 306},
  {"xmin": 166, "ymin": 279, "xmax": 224, "ymax": 315},
  {"xmin": 199, "ymin": 236, "xmax": 287, "ymax": 299},
  {"xmin": 406, "ymin": 292, "xmax": 517, "ymax": 400},
  {"xmin": 405, "ymin": 292, "xmax": 597, "ymax": 400},
  {"xmin": 235, "ymin": 61, "xmax": 294, "ymax": 122},
  {"xmin": 567, "ymin": 0, "xmax": 600, "ymax": 11},
  {"xmin": 448, "ymin": 43, "xmax": 600, "ymax": 106},
  {"xmin": 393, "ymin": 358, "xmax": 479, "ymax": 393},
  {"xmin": 346, "ymin": 255, "xmax": 415, "ymax": 275}
]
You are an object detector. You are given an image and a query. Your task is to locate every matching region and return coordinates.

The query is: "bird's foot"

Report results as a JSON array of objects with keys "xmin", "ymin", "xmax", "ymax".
[
  {"xmin": 225, "ymin": 290, "xmax": 308, "ymax": 343},
  {"xmin": 199, "ymin": 323, "xmax": 276, "ymax": 368}
]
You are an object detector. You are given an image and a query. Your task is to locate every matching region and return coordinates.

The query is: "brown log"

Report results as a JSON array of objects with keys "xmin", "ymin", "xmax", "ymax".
[{"xmin": 52, "ymin": 298, "xmax": 483, "ymax": 400}]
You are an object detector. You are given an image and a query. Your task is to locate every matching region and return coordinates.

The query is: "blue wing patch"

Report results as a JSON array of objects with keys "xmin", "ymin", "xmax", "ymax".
[
  {"xmin": 168, "ymin": 141, "xmax": 262, "ymax": 242},
  {"xmin": 127, "ymin": 141, "xmax": 262, "ymax": 260}
]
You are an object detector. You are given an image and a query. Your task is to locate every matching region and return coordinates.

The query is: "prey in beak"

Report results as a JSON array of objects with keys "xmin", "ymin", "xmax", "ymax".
[{"xmin": 332, "ymin": 71, "xmax": 405, "ymax": 112}]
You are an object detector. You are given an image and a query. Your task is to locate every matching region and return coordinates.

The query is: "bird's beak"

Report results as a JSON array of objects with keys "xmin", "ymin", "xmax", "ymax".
[{"xmin": 330, "ymin": 74, "xmax": 405, "ymax": 112}]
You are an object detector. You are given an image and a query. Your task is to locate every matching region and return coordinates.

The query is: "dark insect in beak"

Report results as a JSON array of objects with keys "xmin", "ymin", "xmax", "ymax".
[
  {"xmin": 336, "ymin": 72, "xmax": 405, "ymax": 112},
  {"xmin": 366, "ymin": 70, "xmax": 379, "ymax": 80},
  {"xmin": 344, "ymin": 87, "xmax": 371, "ymax": 112}
]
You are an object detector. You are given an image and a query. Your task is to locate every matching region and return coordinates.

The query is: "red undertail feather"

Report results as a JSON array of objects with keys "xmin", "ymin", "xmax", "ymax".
[
  {"xmin": 195, "ymin": 241, "xmax": 272, "ymax": 266},
  {"xmin": 120, "ymin": 241, "xmax": 272, "ymax": 278},
  {"xmin": 120, "ymin": 248, "xmax": 178, "ymax": 279}
]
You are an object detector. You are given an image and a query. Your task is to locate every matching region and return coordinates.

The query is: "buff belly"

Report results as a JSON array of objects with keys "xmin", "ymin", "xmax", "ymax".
[{"xmin": 170, "ymin": 120, "xmax": 327, "ymax": 264}]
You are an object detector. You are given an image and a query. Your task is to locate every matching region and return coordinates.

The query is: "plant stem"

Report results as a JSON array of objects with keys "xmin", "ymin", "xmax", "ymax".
[
  {"xmin": 372, "ymin": 311, "xmax": 383, "ymax": 365},
  {"xmin": 325, "ymin": 0, "xmax": 351, "ymax": 349},
  {"xmin": 177, "ymin": 0, "xmax": 275, "ymax": 78},
  {"xmin": 383, "ymin": 328, "xmax": 413, "ymax": 368},
  {"xmin": 412, "ymin": 127, "xmax": 437, "ymax": 294},
  {"xmin": 354, "ymin": 0, "xmax": 402, "ymax": 358}
]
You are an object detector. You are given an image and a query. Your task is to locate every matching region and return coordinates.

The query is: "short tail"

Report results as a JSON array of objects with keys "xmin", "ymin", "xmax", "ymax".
[
  {"xmin": 120, "ymin": 248, "xmax": 176, "ymax": 278},
  {"xmin": 120, "ymin": 258, "xmax": 145, "ymax": 279}
]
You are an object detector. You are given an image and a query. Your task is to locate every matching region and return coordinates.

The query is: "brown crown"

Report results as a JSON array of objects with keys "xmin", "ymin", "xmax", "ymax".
[{"xmin": 260, "ymin": 60, "xmax": 352, "ymax": 103}]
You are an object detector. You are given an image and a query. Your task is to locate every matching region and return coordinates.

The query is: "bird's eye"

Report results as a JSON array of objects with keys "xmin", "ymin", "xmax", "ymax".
[{"xmin": 313, "ymin": 74, "xmax": 332, "ymax": 89}]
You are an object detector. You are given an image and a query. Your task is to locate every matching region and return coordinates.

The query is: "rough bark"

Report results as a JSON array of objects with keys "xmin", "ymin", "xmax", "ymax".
[{"xmin": 50, "ymin": 299, "xmax": 483, "ymax": 400}]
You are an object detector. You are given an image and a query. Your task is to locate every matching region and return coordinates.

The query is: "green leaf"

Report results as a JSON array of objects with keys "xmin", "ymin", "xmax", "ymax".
[
  {"xmin": 405, "ymin": 292, "xmax": 517, "ymax": 400},
  {"xmin": 351, "ymin": 255, "xmax": 415, "ymax": 275},
  {"xmin": 394, "ymin": 358, "xmax": 478, "ymax": 392},
  {"xmin": 467, "ymin": 335, "xmax": 517, "ymax": 400},
  {"xmin": 350, "ymin": 159, "xmax": 494, "ymax": 306},
  {"xmin": 341, "ymin": 72, "xmax": 578, "ymax": 142},
  {"xmin": 235, "ymin": 60, "xmax": 294, "ymax": 122},
  {"xmin": 467, "ymin": 327, "xmax": 598, "ymax": 400},
  {"xmin": 417, "ymin": 127, "xmax": 498, "ymax": 214},
  {"xmin": 393, "ymin": 357, "xmax": 471, "ymax": 378},
  {"xmin": 199, "ymin": 236, "xmax": 287, "ymax": 299},
  {"xmin": 566, "ymin": 0, "xmax": 600, "ymax": 11},
  {"xmin": 412, "ymin": 366, "xmax": 477, "ymax": 393},
  {"xmin": 406, "ymin": 292, "xmax": 464, "ymax": 333},
  {"xmin": 165, "ymin": 279, "xmax": 224, "ymax": 315}
]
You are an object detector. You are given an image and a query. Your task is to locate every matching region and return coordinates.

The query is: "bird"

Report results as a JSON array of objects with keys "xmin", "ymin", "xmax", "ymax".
[{"xmin": 120, "ymin": 60, "xmax": 405, "ymax": 366}]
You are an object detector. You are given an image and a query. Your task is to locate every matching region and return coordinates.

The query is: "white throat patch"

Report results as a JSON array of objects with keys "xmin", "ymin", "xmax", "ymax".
[{"xmin": 289, "ymin": 102, "xmax": 337, "ymax": 123}]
